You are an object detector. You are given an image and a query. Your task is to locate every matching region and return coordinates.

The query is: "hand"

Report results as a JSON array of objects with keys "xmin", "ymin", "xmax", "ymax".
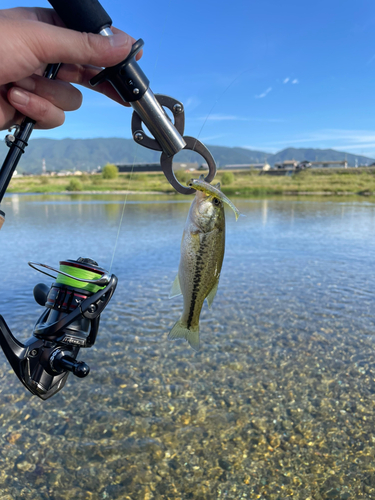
[{"xmin": 0, "ymin": 7, "xmax": 139, "ymax": 131}]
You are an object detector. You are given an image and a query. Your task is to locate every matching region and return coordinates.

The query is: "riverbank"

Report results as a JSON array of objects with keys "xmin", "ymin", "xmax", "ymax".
[{"xmin": 7, "ymin": 167, "xmax": 375, "ymax": 197}]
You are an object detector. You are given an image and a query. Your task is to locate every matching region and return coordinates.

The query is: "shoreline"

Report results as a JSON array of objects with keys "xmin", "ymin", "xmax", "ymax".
[
  {"xmin": 4, "ymin": 190, "xmax": 375, "ymax": 199},
  {"xmin": 6, "ymin": 187, "xmax": 375, "ymax": 198},
  {"xmin": 4, "ymin": 189, "xmax": 375, "ymax": 198},
  {"xmin": 7, "ymin": 169, "xmax": 375, "ymax": 198}
]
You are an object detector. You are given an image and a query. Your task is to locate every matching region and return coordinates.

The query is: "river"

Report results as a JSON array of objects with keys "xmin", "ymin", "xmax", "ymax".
[{"xmin": 0, "ymin": 193, "xmax": 374, "ymax": 500}]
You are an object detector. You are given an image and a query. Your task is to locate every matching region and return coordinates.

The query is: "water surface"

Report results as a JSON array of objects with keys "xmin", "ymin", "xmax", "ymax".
[{"xmin": 0, "ymin": 194, "xmax": 374, "ymax": 500}]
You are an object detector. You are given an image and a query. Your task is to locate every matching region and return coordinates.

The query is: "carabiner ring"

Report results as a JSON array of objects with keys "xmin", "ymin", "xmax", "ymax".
[{"xmin": 160, "ymin": 136, "xmax": 217, "ymax": 195}]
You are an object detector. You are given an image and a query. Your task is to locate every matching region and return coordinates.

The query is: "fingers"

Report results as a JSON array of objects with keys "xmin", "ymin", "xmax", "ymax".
[
  {"xmin": 0, "ymin": 18, "xmax": 136, "ymax": 85},
  {"xmin": 7, "ymin": 76, "xmax": 83, "ymax": 129},
  {"xmin": 57, "ymin": 64, "xmax": 130, "ymax": 107},
  {"xmin": 15, "ymin": 75, "xmax": 82, "ymax": 111},
  {"xmin": 0, "ymin": 7, "xmax": 64, "ymax": 26}
]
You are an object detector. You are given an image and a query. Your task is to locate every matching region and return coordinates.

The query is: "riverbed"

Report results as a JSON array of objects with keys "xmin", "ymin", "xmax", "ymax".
[{"xmin": 0, "ymin": 194, "xmax": 374, "ymax": 499}]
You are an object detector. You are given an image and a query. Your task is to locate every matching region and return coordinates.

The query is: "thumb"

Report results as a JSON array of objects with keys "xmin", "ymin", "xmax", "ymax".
[{"xmin": 0, "ymin": 17, "xmax": 134, "ymax": 84}]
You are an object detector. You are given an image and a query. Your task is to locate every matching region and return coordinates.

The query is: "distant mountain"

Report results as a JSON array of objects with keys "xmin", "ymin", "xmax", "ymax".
[
  {"xmin": 0, "ymin": 138, "xmax": 267, "ymax": 173},
  {"xmin": 0, "ymin": 137, "xmax": 161, "ymax": 174},
  {"xmin": 267, "ymin": 148, "xmax": 374, "ymax": 167},
  {"xmin": 0, "ymin": 138, "xmax": 372, "ymax": 173}
]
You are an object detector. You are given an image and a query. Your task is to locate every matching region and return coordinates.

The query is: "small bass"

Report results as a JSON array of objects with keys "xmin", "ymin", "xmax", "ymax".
[{"xmin": 168, "ymin": 184, "xmax": 225, "ymax": 350}]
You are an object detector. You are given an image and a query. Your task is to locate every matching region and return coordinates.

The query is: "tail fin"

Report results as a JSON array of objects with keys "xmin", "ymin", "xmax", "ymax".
[{"xmin": 168, "ymin": 320, "xmax": 200, "ymax": 351}]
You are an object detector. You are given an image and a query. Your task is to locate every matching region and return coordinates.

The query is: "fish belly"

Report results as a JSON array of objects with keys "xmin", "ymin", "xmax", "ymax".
[{"xmin": 170, "ymin": 229, "xmax": 224, "ymax": 349}]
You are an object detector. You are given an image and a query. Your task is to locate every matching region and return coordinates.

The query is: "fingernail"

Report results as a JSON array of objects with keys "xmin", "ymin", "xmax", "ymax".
[
  {"xmin": 108, "ymin": 33, "xmax": 130, "ymax": 48},
  {"xmin": 11, "ymin": 88, "xmax": 29, "ymax": 106},
  {"xmin": 14, "ymin": 77, "xmax": 35, "ymax": 92}
]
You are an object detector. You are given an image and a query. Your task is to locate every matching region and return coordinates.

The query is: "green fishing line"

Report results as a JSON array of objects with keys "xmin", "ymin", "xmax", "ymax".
[{"xmin": 56, "ymin": 264, "xmax": 104, "ymax": 293}]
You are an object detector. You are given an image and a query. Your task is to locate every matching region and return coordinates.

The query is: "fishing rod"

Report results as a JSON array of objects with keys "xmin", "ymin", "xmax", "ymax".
[{"xmin": 0, "ymin": 0, "xmax": 218, "ymax": 399}]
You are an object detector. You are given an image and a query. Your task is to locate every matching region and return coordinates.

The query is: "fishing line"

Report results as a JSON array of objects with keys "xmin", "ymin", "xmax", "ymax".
[
  {"xmin": 108, "ymin": 3, "xmax": 172, "ymax": 273},
  {"xmin": 150, "ymin": 0, "xmax": 173, "ymax": 82},
  {"xmin": 108, "ymin": 153, "xmax": 137, "ymax": 274},
  {"xmin": 189, "ymin": 68, "xmax": 251, "ymax": 164},
  {"xmin": 56, "ymin": 263, "xmax": 105, "ymax": 293},
  {"xmin": 190, "ymin": 29, "xmax": 273, "ymax": 155}
]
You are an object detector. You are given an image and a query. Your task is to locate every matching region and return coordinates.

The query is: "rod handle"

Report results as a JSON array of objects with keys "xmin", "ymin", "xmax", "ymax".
[{"xmin": 47, "ymin": 0, "xmax": 112, "ymax": 34}]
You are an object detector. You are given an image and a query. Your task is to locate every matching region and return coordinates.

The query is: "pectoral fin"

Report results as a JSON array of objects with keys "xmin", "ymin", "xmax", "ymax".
[
  {"xmin": 206, "ymin": 279, "xmax": 219, "ymax": 309},
  {"xmin": 169, "ymin": 274, "xmax": 182, "ymax": 299}
]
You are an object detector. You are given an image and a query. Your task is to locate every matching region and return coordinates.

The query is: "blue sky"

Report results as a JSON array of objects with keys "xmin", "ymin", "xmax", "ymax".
[{"xmin": 2, "ymin": 0, "xmax": 375, "ymax": 157}]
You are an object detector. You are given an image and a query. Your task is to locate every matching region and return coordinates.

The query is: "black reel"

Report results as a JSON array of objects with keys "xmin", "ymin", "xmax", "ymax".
[{"xmin": 0, "ymin": 257, "xmax": 117, "ymax": 400}]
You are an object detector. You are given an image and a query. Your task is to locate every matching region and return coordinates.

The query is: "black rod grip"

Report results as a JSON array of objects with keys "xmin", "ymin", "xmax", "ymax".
[{"xmin": 48, "ymin": 0, "xmax": 112, "ymax": 34}]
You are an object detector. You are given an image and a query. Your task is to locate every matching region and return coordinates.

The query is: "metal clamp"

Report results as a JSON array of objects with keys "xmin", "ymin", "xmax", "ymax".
[
  {"xmin": 160, "ymin": 136, "xmax": 217, "ymax": 195},
  {"xmin": 131, "ymin": 94, "xmax": 185, "ymax": 152},
  {"xmin": 131, "ymin": 94, "xmax": 217, "ymax": 194}
]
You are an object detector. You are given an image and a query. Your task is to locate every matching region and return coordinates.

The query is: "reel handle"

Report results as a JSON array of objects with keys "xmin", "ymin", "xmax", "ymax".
[
  {"xmin": 47, "ymin": 0, "xmax": 112, "ymax": 34},
  {"xmin": 52, "ymin": 351, "xmax": 90, "ymax": 378}
]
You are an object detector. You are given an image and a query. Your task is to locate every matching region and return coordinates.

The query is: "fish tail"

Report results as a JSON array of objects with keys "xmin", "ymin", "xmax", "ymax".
[{"xmin": 168, "ymin": 320, "xmax": 200, "ymax": 351}]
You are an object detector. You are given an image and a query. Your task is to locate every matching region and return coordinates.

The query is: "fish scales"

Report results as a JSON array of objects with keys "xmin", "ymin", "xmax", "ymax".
[
  {"xmin": 183, "ymin": 230, "xmax": 224, "ymax": 330},
  {"xmin": 169, "ymin": 188, "xmax": 225, "ymax": 350}
]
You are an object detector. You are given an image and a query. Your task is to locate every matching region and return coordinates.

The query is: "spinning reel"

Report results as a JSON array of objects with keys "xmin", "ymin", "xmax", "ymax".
[{"xmin": 0, "ymin": 258, "xmax": 117, "ymax": 400}]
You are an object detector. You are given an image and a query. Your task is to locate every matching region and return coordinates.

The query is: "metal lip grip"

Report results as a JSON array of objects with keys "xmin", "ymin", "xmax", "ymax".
[
  {"xmin": 90, "ymin": 39, "xmax": 216, "ymax": 193},
  {"xmin": 90, "ymin": 39, "xmax": 187, "ymax": 158},
  {"xmin": 47, "ymin": 0, "xmax": 217, "ymax": 194}
]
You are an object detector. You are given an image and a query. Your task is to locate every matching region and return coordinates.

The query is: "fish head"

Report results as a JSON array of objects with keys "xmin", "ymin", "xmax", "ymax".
[{"xmin": 192, "ymin": 190, "xmax": 225, "ymax": 232}]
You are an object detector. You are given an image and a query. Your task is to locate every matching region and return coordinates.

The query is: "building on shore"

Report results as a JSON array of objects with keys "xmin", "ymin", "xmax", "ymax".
[
  {"xmin": 115, "ymin": 163, "xmax": 163, "ymax": 173},
  {"xmin": 274, "ymin": 160, "xmax": 299, "ymax": 171},
  {"xmin": 220, "ymin": 163, "xmax": 270, "ymax": 171},
  {"xmin": 272, "ymin": 159, "xmax": 348, "ymax": 171},
  {"xmin": 309, "ymin": 160, "xmax": 348, "ymax": 168},
  {"xmin": 114, "ymin": 162, "xmax": 200, "ymax": 173}
]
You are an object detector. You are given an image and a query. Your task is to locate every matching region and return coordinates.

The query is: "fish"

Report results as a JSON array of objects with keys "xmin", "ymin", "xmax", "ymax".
[
  {"xmin": 187, "ymin": 176, "xmax": 240, "ymax": 221},
  {"xmin": 168, "ymin": 183, "xmax": 226, "ymax": 350}
]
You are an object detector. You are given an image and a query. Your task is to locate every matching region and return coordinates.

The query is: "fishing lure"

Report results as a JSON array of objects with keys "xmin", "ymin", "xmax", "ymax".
[{"xmin": 188, "ymin": 175, "xmax": 240, "ymax": 220}]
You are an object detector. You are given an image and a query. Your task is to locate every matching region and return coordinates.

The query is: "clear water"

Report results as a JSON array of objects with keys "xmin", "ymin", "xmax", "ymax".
[{"xmin": 0, "ymin": 194, "xmax": 374, "ymax": 500}]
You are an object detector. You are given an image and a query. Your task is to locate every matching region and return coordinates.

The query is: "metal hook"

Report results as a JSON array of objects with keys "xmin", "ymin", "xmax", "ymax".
[
  {"xmin": 4, "ymin": 124, "xmax": 21, "ymax": 147},
  {"xmin": 160, "ymin": 136, "xmax": 217, "ymax": 195}
]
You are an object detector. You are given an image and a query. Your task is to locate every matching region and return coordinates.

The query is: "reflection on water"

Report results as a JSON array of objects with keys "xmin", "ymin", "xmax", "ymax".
[{"xmin": 0, "ymin": 194, "xmax": 375, "ymax": 499}]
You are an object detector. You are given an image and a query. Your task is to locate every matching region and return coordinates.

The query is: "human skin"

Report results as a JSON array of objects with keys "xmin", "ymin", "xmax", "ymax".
[{"xmin": 0, "ymin": 7, "xmax": 141, "ymax": 130}]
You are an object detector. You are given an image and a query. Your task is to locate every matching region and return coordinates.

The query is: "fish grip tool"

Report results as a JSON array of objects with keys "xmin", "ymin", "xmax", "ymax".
[
  {"xmin": 48, "ymin": 0, "xmax": 217, "ymax": 194},
  {"xmin": 0, "ymin": 0, "xmax": 217, "ymax": 216}
]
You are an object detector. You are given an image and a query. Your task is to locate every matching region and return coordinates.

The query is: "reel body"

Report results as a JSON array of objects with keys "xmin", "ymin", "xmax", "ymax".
[{"xmin": 0, "ymin": 258, "xmax": 117, "ymax": 400}]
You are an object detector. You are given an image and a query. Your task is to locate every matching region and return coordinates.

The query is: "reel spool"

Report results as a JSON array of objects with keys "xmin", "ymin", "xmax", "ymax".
[{"xmin": 0, "ymin": 257, "xmax": 117, "ymax": 400}]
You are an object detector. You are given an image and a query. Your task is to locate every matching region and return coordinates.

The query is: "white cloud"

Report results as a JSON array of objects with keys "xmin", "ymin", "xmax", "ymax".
[
  {"xmin": 255, "ymin": 87, "xmax": 272, "ymax": 99},
  {"xmin": 283, "ymin": 77, "xmax": 290, "ymax": 84},
  {"xmin": 292, "ymin": 79, "xmax": 299, "ymax": 84},
  {"xmin": 198, "ymin": 114, "xmax": 241, "ymax": 121},
  {"xmin": 184, "ymin": 96, "xmax": 201, "ymax": 112},
  {"xmin": 195, "ymin": 114, "xmax": 284, "ymax": 123}
]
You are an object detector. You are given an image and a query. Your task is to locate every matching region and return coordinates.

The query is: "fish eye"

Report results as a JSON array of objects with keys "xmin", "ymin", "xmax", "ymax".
[{"xmin": 212, "ymin": 197, "xmax": 220, "ymax": 206}]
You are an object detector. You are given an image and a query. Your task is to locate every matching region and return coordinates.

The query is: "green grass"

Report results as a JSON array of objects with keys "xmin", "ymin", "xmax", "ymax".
[{"xmin": 8, "ymin": 168, "xmax": 375, "ymax": 197}]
